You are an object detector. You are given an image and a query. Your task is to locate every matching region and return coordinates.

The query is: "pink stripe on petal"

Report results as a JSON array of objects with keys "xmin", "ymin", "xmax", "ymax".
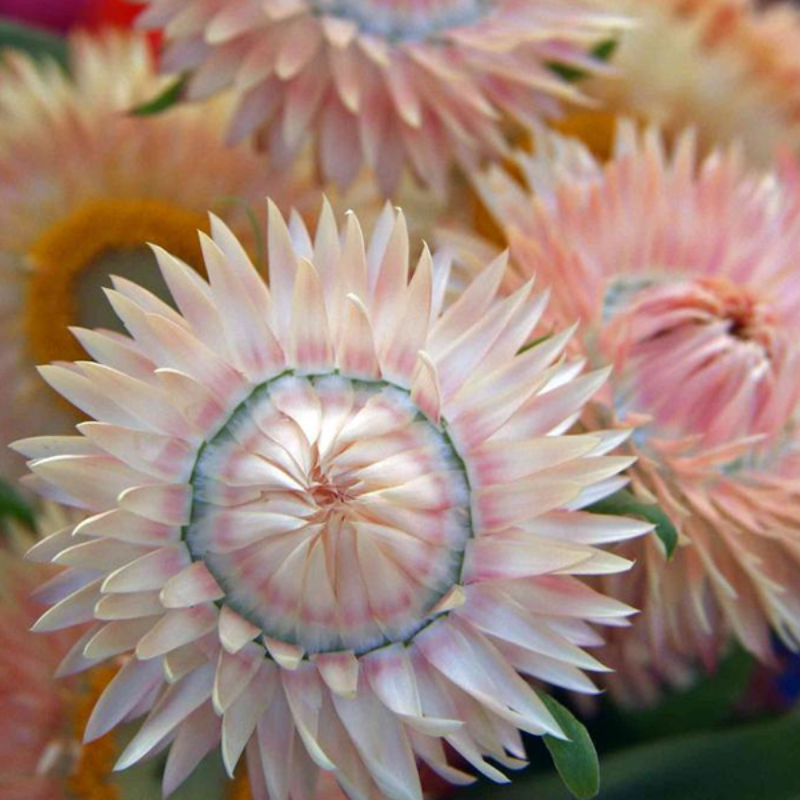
[
  {"xmin": 137, "ymin": 605, "xmax": 218, "ymax": 659},
  {"xmin": 201, "ymin": 228, "xmax": 286, "ymax": 381},
  {"xmin": 219, "ymin": 605, "xmax": 261, "ymax": 653},
  {"xmin": 290, "ymin": 258, "xmax": 335, "ymax": 372},
  {"xmin": 156, "ymin": 368, "xmax": 230, "ymax": 433},
  {"xmin": 337, "ymin": 295, "xmax": 382, "ymax": 380},
  {"xmin": 95, "ymin": 591, "xmax": 165, "ymax": 620},
  {"xmin": 74, "ymin": 508, "xmax": 179, "ymax": 546},
  {"xmin": 410, "ymin": 351, "xmax": 441, "ymax": 425},
  {"xmin": 102, "ymin": 545, "xmax": 191, "ymax": 594},
  {"xmin": 213, "ymin": 643, "xmax": 264, "ymax": 713},
  {"xmin": 463, "ymin": 536, "xmax": 592, "ymax": 582},
  {"xmin": 83, "ymin": 617, "xmax": 160, "ymax": 660},
  {"xmin": 161, "ymin": 562, "xmax": 225, "ymax": 608},
  {"xmin": 119, "ymin": 484, "xmax": 192, "ymax": 525},
  {"xmin": 78, "ymin": 422, "xmax": 196, "ymax": 482}
]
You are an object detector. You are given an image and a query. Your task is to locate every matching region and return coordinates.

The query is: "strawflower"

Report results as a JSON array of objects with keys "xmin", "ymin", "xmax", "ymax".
[
  {"xmin": 473, "ymin": 124, "xmax": 800, "ymax": 703},
  {"xmin": 22, "ymin": 200, "xmax": 646, "ymax": 797},
  {"xmin": 558, "ymin": 0, "xmax": 800, "ymax": 166},
  {"xmin": 135, "ymin": 0, "xmax": 630, "ymax": 195},
  {"xmin": 0, "ymin": 30, "xmax": 290, "ymax": 482}
]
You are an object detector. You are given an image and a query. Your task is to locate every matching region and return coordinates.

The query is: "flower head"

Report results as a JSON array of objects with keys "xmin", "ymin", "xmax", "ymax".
[
  {"xmin": 137, "ymin": 0, "xmax": 629, "ymax": 196},
  {"xmin": 473, "ymin": 125, "xmax": 800, "ymax": 701},
  {"xmin": 23, "ymin": 200, "xmax": 644, "ymax": 796},
  {"xmin": 570, "ymin": 0, "xmax": 800, "ymax": 166},
  {"xmin": 0, "ymin": 30, "xmax": 295, "ymax": 482}
]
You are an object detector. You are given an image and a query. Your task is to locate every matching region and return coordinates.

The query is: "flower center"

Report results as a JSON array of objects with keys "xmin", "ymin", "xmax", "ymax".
[
  {"xmin": 25, "ymin": 198, "xmax": 207, "ymax": 368},
  {"xmin": 602, "ymin": 274, "xmax": 786, "ymax": 445},
  {"xmin": 185, "ymin": 373, "xmax": 472, "ymax": 655},
  {"xmin": 310, "ymin": 0, "xmax": 491, "ymax": 41}
]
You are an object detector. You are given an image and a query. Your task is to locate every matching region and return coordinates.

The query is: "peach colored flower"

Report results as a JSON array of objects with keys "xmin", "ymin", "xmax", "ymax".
[
  {"xmin": 0, "ymin": 30, "xmax": 295, "ymax": 483},
  {"xmin": 570, "ymin": 0, "xmax": 800, "ymax": 166},
  {"xmin": 23, "ymin": 200, "xmax": 644, "ymax": 796},
  {"xmin": 472, "ymin": 124, "xmax": 800, "ymax": 703}
]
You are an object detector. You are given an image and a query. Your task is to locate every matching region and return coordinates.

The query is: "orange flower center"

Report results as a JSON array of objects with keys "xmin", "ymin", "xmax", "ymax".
[
  {"xmin": 695, "ymin": 276, "xmax": 777, "ymax": 349},
  {"xmin": 550, "ymin": 109, "xmax": 621, "ymax": 163},
  {"xmin": 25, "ymin": 198, "xmax": 208, "ymax": 370}
]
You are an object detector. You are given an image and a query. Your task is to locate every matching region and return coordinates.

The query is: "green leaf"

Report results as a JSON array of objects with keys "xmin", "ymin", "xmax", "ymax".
[
  {"xmin": 0, "ymin": 479, "xmax": 35, "ymax": 530},
  {"xmin": 588, "ymin": 489, "xmax": 678, "ymax": 558},
  {"xmin": 0, "ymin": 21, "xmax": 68, "ymax": 69},
  {"xmin": 540, "ymin": 693, "xmax": 600, "ymax": 799},
  {"xmin": 489, "ymin": 708, "xmax": 800, "ymax": 800},
  {"xmin": 546, "ymin": 38, "xmax": 619, "ymax": 83},
  {"xmin": 517, "ymin": 332, "xmax": 554, "ymax": 354},
  {"xmin": 591, "ymin": 38, "xmax": 618, "ymax": 64},
  {"xmin": 130, "ymin": 74, "xmax": 188, "ymax": 117}
]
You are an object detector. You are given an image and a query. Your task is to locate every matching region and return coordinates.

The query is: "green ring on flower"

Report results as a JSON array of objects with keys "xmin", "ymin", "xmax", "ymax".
[{"xmin": 184, "ymin": 370, "xmax": 473, "ymax": 656}]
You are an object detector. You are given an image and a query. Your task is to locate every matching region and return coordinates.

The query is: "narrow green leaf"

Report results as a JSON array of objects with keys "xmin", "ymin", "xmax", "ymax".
[
  {"xmin": 540, "ymin": 693, "xmax": 600, "ymax": 800},
  {"xmin": 0, "ymin": 21, "xmax": 68, "ymax": 69},
  {"xmin": 517, "ymin": 332, "xmax": 554, "ymax": 354},
  {"xmin": 0, "ymin": 479, "xmax": 35, "ymax": 530},
  {"xmin": 588, "ymin": 489, "xmax": 678, "ymax": 558},
  {"xmin": 546, "ymin": 38, "xmax": 619, "ymax": 83},
  {"xmin": 130, "ymin": 74, "xmax": 188, "ymax": 117},
  {"xmin": 591, "ymin": 38, "xmax": 618, "ymax": 63}
]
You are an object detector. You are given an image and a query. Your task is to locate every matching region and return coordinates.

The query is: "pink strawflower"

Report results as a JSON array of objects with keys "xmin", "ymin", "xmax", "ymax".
[
  {"xmin": 23, "ymin": 200, "xmax": 644, "ymax": 797},
  {"xmin": 474, "ymin": 124, "xmax": 800, "ymax": 703},
  {"xmin": 135, "ymin": 0, "xmax": 629, "ymax": 196}
]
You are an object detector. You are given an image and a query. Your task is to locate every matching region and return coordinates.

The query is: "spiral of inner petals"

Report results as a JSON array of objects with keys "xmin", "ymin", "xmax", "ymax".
[
  {"xmin": 187, "ymin": 375, "xmax": 470, "ymax": 653},
  {"xmin": 603, "ymin": 276, "xmax": 787, "ymax": 447}
]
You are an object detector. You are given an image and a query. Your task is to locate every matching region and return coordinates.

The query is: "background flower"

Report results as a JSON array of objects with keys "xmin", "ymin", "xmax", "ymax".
[
  {"xmin": 558, "ymin": 0, "xmax": 800, "ymax": 167},
  {"xmin": 136, "ymin": 0, "xmax": 629, "ymax": 196},
  {"xmin": 0, "ymin": 30, "xmax": 297, "ymax": 483},
  {"xmin": 470, "ymin": 124, "xmax": 800, "ymax": 703}
]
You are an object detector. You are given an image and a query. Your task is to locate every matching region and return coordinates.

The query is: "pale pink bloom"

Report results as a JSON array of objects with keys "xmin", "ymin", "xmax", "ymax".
[
  {"xmin": 473, "ymin": 124, "xmax": 800, "ymax": 703},
  {"xmin": 135, "ymin": 0, "xmax": 630, "ymax": 196},
  {"xmin": 580, "ymin": 0, "xmax": 800, "ymax": 166},
  {"xmin": 0, "ymin": 30, "xmax": 296, "ymax": 484},
  {"xmin": 23, "ymin": 201, "xmax": 644, "ymax": 797}
]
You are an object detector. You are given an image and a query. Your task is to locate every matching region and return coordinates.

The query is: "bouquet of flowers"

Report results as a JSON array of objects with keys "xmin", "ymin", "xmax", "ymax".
[{"xmin": 0, "ymin": 0, "xmax": 799, "ymax": 798}]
